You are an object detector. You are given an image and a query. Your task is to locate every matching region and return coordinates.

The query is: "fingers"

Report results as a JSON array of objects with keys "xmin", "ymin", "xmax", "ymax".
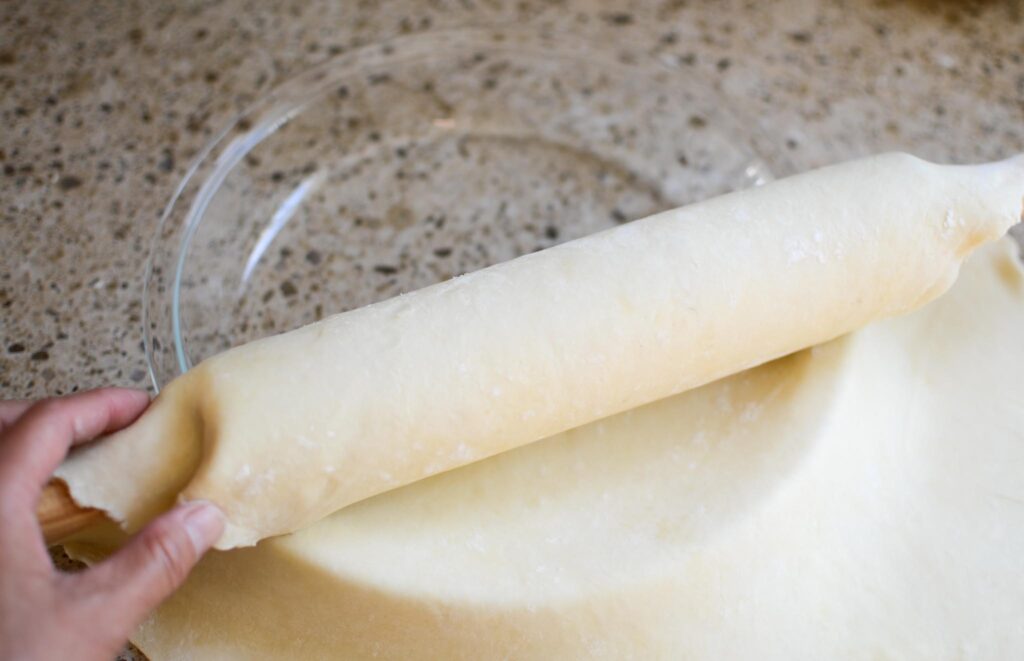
[
  {"xmin": 79, "ymin": 502, "xmax": 223, "ymax": 628},
  {"xmin": 0, "ymin": 388, "xmax": 150, "ymax": 495},
  {"xmin": 0, "ymin": 400, "xmax": 34, "ymax": 433}
]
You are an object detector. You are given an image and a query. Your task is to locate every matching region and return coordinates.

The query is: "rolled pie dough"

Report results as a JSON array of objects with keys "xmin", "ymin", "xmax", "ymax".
[
  {"xmin": 56, "ymin": 153, "xmax": 1024, "ymax": 549},
  {"xmin": 67, "ymin": 239, "xmax": 1024, "ymax": 659}
]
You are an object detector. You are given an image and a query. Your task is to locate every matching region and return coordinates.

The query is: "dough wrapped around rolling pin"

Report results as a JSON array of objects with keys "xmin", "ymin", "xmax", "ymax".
[{"xmin": 56, "ymin": 153, "xmax": 1024, "ymax": 549}]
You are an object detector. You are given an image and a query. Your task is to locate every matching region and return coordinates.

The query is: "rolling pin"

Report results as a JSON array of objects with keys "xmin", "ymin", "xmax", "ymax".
[
  {"xmin": 51, "ymin": 153, "xmax": 1024, "ymax": 550},
  {"xmin": 38, "ymin": 479, "xmax": 107, "ymax": 545}
]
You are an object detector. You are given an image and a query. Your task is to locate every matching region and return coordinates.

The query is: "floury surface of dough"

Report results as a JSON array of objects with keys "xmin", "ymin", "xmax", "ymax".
[
  {"xmin": 67, "ymin": 239, "xmax": 1024, "ymax": 660},
  {"xmin": 55, "ymin": 153, "xmax": 1024, "ymax": 548}
]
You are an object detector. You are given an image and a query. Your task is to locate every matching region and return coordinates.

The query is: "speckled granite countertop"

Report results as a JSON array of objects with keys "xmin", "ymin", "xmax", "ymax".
[{"xmin": 2, "ymin": 0, "xmax": 1023, "ymax": 398}]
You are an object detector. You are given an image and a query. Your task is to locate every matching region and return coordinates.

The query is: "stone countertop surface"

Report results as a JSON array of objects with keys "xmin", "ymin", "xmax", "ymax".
[
  {"xmin": 0, "ymin": 1, "xmax": 1022, "ymax": 659},
  {"xmin": 2, "ymin": 0, "xmax": 1023, "ymax": 398}
]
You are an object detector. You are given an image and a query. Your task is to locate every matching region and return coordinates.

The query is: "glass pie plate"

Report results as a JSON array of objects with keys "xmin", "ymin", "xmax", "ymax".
[{"xmin": 143, "ymin": 26, "xmax": 781, "ymax": 391}]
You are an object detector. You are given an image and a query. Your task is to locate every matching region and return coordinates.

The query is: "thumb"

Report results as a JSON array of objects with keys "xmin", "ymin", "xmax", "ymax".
[{"xmin": 82, "ymin": 502, "xmax": 224, "ymax": 628}]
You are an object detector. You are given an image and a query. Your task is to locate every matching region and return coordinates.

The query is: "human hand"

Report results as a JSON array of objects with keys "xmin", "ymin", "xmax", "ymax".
[{"xmin": 0, "ymin": 388, "xmax": 224, "ymax": 661}]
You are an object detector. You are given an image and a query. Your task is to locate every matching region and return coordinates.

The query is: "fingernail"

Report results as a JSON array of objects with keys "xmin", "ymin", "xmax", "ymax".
[{"xmin": 181, "ymin": 501, "xmax": 225, "ymax": 554}]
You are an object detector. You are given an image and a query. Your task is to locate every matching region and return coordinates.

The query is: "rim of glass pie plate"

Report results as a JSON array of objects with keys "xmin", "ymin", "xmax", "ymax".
[{"xmin": 142, "ymin": 25, "xmax": 781, "ymax": 393}]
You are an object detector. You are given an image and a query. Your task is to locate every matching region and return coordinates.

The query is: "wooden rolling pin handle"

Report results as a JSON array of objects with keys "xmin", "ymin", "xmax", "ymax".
[{"xmin": 37, "ymin": 479, "xmax": 107, "ymax": 545}]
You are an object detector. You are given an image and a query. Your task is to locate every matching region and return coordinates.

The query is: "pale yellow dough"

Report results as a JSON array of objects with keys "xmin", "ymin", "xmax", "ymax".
[
  {"xmin": 68, "ymin": 239, "xmax": 1024, "ymax": 660},
  {"xmin": 57, "ymin": 154, "xmax": 1024, "ymax": 658},
  {"xmin": 56, "ymin": 153, "xmax": 1024, "ymax": 548}
]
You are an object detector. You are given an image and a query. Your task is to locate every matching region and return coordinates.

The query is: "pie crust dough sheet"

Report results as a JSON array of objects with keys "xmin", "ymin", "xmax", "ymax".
[
  {"xmin": 67, "ymin": 239, "xmax": 1024, "ymax": 659},
  {"xmin": 56, "ymin": 153, "xmax": 1024, "ymax": 548}
]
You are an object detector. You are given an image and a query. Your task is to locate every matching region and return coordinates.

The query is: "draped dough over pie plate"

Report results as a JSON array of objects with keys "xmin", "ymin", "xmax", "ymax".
[{"xmin": 58, "ymin": 153, "xmax": 1024, "ymax": 659}]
